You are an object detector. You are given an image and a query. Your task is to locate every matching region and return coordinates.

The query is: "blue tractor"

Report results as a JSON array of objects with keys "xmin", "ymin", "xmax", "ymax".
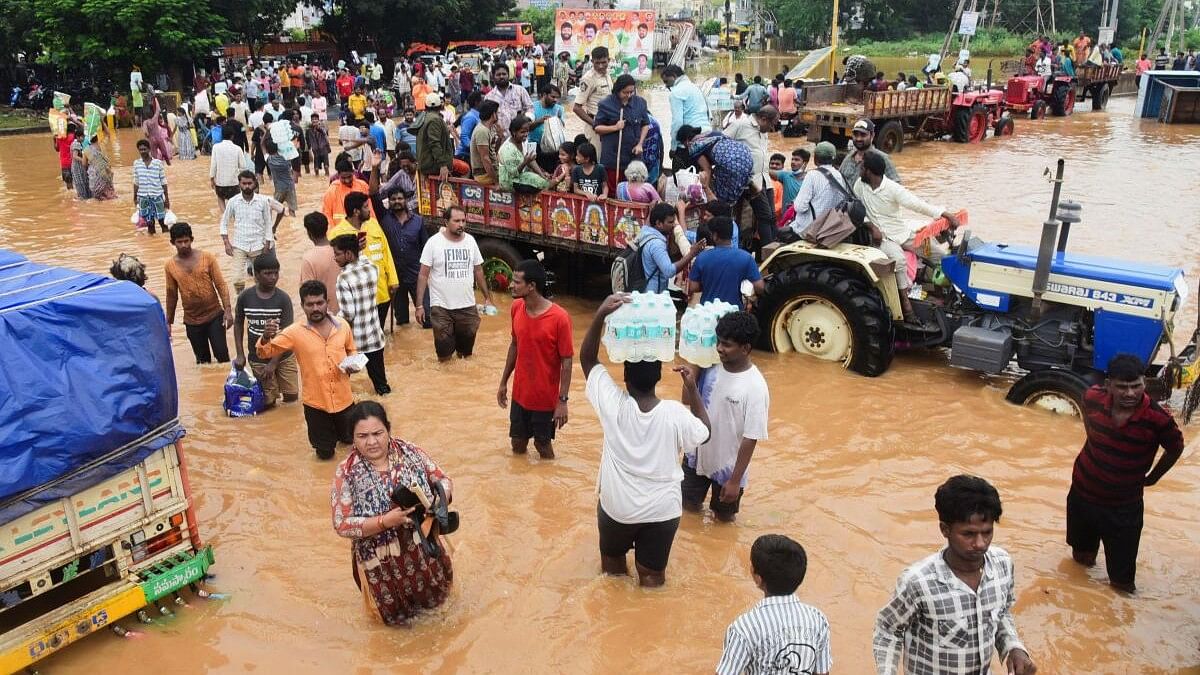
[{"xmin": 754, "ymin": 160, "xmax": 1200, "ymax": 417}]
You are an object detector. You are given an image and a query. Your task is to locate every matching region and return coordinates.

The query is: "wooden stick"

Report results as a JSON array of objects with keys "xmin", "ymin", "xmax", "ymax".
[{"xmin": 616, "ymin": 107, "xmax": 624, "ymax": 188}]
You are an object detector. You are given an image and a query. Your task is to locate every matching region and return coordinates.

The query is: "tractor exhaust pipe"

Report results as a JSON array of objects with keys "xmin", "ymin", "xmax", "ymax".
[{"xmin": 1032, "ymin": 159, "xmax": 1066, "ymax": 318}]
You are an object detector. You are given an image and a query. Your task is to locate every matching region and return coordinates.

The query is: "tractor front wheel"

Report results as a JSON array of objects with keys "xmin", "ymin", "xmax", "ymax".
[
  {"xmin": 1005, "ymin": 369, "xmax": 1089, "ymax": 416},
  {"xmin": 1030, "ymin": 100, "xmax": 1048, "ymax": 120},
  {"xmin": 755, "ymin": 263, "xmax": 894, "ymax": 376},
  {"xmin": 477, "ymin": 237, "xmax": 525, "ymax": 291},
  {"xmin": 993, "ymin": 116, "xmax": 1015, "ymax": 138}
]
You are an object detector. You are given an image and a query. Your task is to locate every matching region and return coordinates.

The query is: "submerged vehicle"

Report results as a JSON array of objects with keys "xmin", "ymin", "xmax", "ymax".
[
  {"xmin": 0, "ymin": 250, "xmax": 215, "ymax": 671},
  {"xmin": 753, "ymin": 161, "xmax": 1200, "ymax": 417}
]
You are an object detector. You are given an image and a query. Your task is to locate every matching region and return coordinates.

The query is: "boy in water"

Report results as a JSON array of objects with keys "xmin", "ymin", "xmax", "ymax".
[{"xmin": 716, "ymin": 534, "xmax": 831, "ymax": 675}]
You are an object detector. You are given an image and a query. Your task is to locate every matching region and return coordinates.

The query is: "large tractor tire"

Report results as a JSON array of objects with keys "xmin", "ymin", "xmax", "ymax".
[
  {"xmin": 952, "ymin": 105, "xmax": 986, "ymax": 143},
  {"xmin": 477, "ymin": 237, "xmax": 525, "ymax": 291},
  {"xmin": 1005, "ymin": 369, "xmax": 1089, "ymax": 416},
  {"xmin": 1091, "ymin": 83, "xmax": 1110, "ymax": 111},
  {"xmin": 755, "ymin": 262, "xmax": 894, "ymax": 376},
  {"xmin": 1030, "ymin": 100, "xmax": 1048, "ymax": 120},
  {"xmin": 874, "ymin": 120, "xmax": 905, "ymax": 154},
  {"xmin": 842, "ymin": 55, "xmax": 877, "ymax": 86},
  {"xmin": 1051, "ymin": 83, "xmax": 1076, "ymax": 116}
]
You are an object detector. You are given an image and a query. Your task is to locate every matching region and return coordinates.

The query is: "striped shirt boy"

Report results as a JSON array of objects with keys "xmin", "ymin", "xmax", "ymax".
[
  {"xmin": 717, "ymin": 595, "xmax": 832, "ymax": 675},
  {"xmin": 132, "ymin": 158, "xmax": 167, "ymax": 197}
]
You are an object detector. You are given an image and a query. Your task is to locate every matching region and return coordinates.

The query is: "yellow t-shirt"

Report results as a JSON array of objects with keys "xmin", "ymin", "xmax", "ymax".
[
  {"xmin": 348, "ymin": 94, "xmax": 367, "ymax": 118},
  {"xmin": 328, "ymin": 219, "xmax": 398, "ymax": 305}
]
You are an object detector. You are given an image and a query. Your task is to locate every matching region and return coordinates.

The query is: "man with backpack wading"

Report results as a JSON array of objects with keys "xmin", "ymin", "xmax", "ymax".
[{"xmin": 614, "ymin": 202, "xmax": 705, "ymax": 293}]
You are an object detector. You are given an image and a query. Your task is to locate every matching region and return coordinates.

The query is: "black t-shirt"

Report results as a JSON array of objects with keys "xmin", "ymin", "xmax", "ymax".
[
  {"xmin": 572, "ymin": 164, "xmax": 606, "ymax": 196},
  {"xmin": 236, "ymin": 287, "xmax": 294, "ymax": 363}
]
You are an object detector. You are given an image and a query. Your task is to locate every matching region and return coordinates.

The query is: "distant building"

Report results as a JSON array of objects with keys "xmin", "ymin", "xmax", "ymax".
[{"xmin": 283, "ymin": 2, "xmax": 323, "ymax": 31}]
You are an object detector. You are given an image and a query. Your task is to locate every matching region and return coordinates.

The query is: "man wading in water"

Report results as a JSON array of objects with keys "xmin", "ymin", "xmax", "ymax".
[
  {"xmin": 873, "ymin": 475, "xmax": 1037, "ymax": 675},
  {"xmin": 1067, "ymin": 353, "xmax": 1184, "ymax": 593},
  {"xmin": 581, "ymin": 294, "xmax": 710, "ymax": 587}
]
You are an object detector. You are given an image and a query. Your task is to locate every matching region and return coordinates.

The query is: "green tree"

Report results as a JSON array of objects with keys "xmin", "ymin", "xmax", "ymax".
[
  {"xmin": 33, "ymin": 0, "xmax": 225, "ymax": 71},
  {"xmin": 701, "ymin": 19, "xmax": 723, "ymax": 36},
  {"xmin": 210, "ymin": 0, "xmax": 296, "ymax": 61},
  {"xmin": 316, "ymin": 0, "xmax": 514, "ymax": 53},
  {"xmin": 0, "ymin": 0, "xmax": 39, "ymax": 64},
  {"xmin": 517, "ymin": 6, "xmax": 556, "ymax": 45}
]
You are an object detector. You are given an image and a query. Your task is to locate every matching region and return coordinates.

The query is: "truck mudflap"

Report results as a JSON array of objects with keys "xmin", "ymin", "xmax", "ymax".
[{"xmin": 0, "ymin": 545, "xmax": 213, "ymax": 672}]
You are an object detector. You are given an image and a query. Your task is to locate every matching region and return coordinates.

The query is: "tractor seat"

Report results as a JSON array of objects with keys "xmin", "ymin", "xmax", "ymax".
[{"xmin": 968, "ymin": 243, "xmax": 1182, "ymax": 292}]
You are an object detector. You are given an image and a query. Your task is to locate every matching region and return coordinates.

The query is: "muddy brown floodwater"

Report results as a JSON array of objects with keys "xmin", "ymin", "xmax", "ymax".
[{"xmin": 2, "ymin": 91, "xmax": 1199, "ymax": 674}]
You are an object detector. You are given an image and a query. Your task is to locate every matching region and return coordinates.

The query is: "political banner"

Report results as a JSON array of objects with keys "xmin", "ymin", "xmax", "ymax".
[{"xmin": 554, "ymin": 9, "xmax": 656, "ymax": 80}]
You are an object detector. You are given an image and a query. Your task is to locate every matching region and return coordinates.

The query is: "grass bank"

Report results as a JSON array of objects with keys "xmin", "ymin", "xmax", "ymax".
[
  {"xmin": 846, "ymin": 27, "xmax": 1200, "ymax": 58},
  {"xmin": 0, "ymin": 107, "xmax": 48, "ymax": 132}
]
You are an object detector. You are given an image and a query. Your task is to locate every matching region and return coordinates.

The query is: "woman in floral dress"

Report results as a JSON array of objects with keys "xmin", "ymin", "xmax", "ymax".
[{"xmin": 331, "ymin": 402, "xmax": 453, "ymax": 626}]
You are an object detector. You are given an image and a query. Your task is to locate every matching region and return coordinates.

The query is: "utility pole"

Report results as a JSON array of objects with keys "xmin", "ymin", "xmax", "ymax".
[
  {"xmin": 939, "ymin": 0, "xmax": 969, "ymax": 67},
  {"xmin": 829, "ymin": 0, "xmax": 840, "ymax": 82}
]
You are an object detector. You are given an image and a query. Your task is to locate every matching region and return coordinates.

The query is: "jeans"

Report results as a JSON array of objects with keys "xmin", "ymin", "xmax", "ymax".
[{"xmin": 184, "ymin": 313, "xmax": 229, "ymax": 364}]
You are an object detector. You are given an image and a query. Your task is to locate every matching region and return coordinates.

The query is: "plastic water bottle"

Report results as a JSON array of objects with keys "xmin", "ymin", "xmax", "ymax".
[{"xmin": 679, "ymin": 301, "xmax": 737, "ymax": 367}]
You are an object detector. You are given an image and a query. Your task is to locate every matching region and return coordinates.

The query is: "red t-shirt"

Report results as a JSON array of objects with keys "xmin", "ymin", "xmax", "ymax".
[
  {"xmin": 337, "ymin": 75, "xmax": 354, "ymax": 99},
  {"xmin": 511, "ymin": 299, "xmax": 574, "ymax": 411},
  {"xmin": 56, "ymin": 134, "xmax": 74, "ymax": 169}
]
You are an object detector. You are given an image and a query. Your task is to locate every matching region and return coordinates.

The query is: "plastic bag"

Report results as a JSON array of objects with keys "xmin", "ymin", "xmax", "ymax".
[
  {"xmin": 223, "ymin": 365, "xmax": 265, "ymax": 417},
  {"xmin": 539, "ymin": 115, "xmax": 567, "ymax": 155},
  {"xmin": 163, "ymin": 210, "xmax": 178, "ymax": 226},
  {"xmin": 130, "ymin": 210, "xmax": 140, "ymax": 225}
]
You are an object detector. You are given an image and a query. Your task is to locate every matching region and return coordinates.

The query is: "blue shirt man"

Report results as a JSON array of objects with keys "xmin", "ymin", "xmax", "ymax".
[
  {"xmin": 638, "ymin": 203, "xmax": 703, "ymax": 293},
  {"xmin": 663, "ymin": 66, "xmax": 712, "ymax": 149},
  {"xmin": 369, "ymin": 118, "xmax": 387, "ymax": 152},
  {"xmin": 687, "ymin": 216, "xmax": 763, "ymax": 307},
  {"xmin": 457, "ymin": 107, "xmax": 481, "ymax": 159},
  {"xmin": 743, "ymin": 78, "xmax": 769, "ymax": 113}
]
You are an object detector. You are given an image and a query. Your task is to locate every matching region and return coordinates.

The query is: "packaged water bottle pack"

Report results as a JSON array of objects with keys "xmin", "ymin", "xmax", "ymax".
[
  {"xmin": 679, "ymin": 300, "xmax": 739, "ymax": 367},
  {"xmin": 602, "ymin": 291, "xmax": 677, "ymax": 363}
]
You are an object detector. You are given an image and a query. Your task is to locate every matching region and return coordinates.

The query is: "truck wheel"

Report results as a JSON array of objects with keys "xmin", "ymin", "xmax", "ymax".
[
  {"xmin": 875, "ymin": 120, "xmax": 904, "ymax": 154},
  {"xmin": 1091, "ymin": 84, "xmax": 1110, "ymax": 111},
  {"xmin": 953, "ymin": 106, "xmax": 971, "ymax": 142},
  {"xmin": 755, "ymin": 262, "xmax": 894, "ymax": 376},
  {"xmin": 1030, "ymin": 100, "xmax": 1048, "ymax": 120},
  {"xmin": 477, "ymin": 238, "xmax": 524, "ymax": 291},
  {"xmin": 992, "ymin": 117, "xmax": 1015, "ymax": 138},
  {"xmin": 1005, "ymin": 369, "xmax": 1088, "ymax": 416}
]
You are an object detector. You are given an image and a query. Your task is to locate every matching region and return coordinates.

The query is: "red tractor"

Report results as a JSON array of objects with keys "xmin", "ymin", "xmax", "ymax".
[
  {"xmin": 928, "ymin": 86, "xmax": 1015, "ymax": 143},
  {"xmin": 1004, "ymin": 74, "xmax": 1077, "ymax": 119}
]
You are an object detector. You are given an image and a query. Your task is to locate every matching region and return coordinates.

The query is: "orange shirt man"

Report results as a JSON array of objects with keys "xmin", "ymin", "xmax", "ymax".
[
  {"xmin": 258, "ymin": 279, "xmax": 357, "ymax": 459},
  {"xmin": 321, "ymin": 161, "xmax": 373, "ymax": 227}
]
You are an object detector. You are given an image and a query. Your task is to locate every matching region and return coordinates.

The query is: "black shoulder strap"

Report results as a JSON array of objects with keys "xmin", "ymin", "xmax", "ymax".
[{"xmin": 816, "ymin": 166, "xmax": 852, "ymax": 200}]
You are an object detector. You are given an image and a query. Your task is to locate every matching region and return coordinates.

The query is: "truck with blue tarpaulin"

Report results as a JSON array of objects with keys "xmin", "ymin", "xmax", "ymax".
[{"xmin": 0, "ymin": 249, "xmax": 213, "ymax": 672}]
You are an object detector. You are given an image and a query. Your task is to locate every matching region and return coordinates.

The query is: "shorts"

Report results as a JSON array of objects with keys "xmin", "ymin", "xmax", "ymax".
[
  {"xmin": 1066, "ymin": 491, "xmax": 1143, "ymax": 586},
  {"xmin": 314, "ymin": 153, "xmax": 329, "ymax": 171},
  {"xmin": 290, "ymin": 157, "xmax": 302, "ymax": 173},
  {"xmin": 215, "ymin": 184, "xmax": 239, "ymax": 201},
  {"xmin": 430, "ymin": 305, "xmax": 481, "ymax": 359},
  {"xmin": 597, "ymin": 503, "xmax": 679, "ymax": 573},
  {"xmin": 681, "ymin": 458, "xmax": 743, "ymax": 518},
  {"xmin": 303, "ymin": 403, "xmax": 354, "ymax": 459},
  {"xmin": 250, "ymin": 355, "xmax": 299, "ymax": 407},
  {"xmin": 509, "ymin": 400, "xmax": 556, "ymax": 441},
  {"xmin": 274, "ymin": 186, "xmax": 298, "ymax": 212},
  {"xmin": 230, "ymin": 247, "xmax": 264, "ymax": 283}
]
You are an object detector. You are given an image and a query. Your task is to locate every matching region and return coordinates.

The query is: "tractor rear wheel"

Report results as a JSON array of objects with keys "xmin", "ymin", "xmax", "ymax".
[
  {"xmin": 875, "ymin": 120, "xmax": 904, "ymax": 154},
  {"xmin": 1091, "ymin": 83, "xmax": 1110, "ymax": 111},
  {"xmin": 1030, "ymin": 100, "xmax": 1048, "ymax": 120},
  {"xmin": 755, "ymin": 262, "xmax": 894, "ymax": 376},
  {"xmin": 952, "ymin": 106, "xmax": 972, "ymax": 142},
  {"xmin": 1005, "ymin": 369, "xmax": 1089, "ymax": 416},
  {"xmin": 1051, "ymin": 83, "xmax": 1076, "ymax": 116},
  {"xmin": 992, "ymin": 116, "xmax": 1015, "ymax": 138},
  {"xmin": 968, "ymin": 105, "xmax": 989, "ymax": 142},
  {"xmin": 477, "ymin": 237, "xmax": 525, "ymax": 291}
]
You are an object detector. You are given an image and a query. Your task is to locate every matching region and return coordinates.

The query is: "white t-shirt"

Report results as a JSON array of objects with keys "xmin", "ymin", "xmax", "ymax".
[
  {"xmin": 248, "ymin": 110, "xmax": 264, "ymax": 130},
  {"xmin": 586, "ymin": 368, "xmax": 710, "ymax": 524},
  {"xmin": 694, "ymin": 365, "xmax": 769, "ymax": 486},
  {"xmin": 419, "ymin": 231, "xmax": 484, "ymax": 310}
]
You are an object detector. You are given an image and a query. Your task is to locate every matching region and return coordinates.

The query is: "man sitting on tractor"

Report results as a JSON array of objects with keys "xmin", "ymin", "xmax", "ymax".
[
  {"xmin": 853, "ymin": 150, "xmax": 961, "ymax": 328},
  {"xmin": 840, "ymin": 119, "xmax": 900, "ymax": 189}
]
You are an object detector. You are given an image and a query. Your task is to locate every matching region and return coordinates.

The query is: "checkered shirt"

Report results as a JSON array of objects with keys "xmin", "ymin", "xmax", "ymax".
[
  {"xmin": 873, "ymin": 546, "xmax": 1027, "ymax": 675},
  {"xmin": 336, "ymin": 257, "xmax": 385, "ymax": 354}
]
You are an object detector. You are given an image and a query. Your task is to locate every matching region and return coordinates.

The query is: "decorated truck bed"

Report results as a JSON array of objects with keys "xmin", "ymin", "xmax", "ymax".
[{"xmin": 0, "ymin": 250, "xmax": 212, "ymax": 671}]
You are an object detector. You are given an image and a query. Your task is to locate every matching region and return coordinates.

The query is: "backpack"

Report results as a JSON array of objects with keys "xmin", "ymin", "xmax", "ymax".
[
  {"xmin": 611, "ymin": 235, "xmax": 661, "ymax": 293},
  {"xmin": 802, "ymin": 167, "xmax": 866, "ymax": 248}
]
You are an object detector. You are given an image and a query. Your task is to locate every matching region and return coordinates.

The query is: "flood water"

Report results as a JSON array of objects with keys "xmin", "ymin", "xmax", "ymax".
[{"xmin": 3, "ymin": 92, "xmax": 1199, "ymax": 674}]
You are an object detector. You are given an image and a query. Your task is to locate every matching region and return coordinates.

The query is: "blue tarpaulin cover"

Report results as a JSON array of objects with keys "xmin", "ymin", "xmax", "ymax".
[{"xmin": 0, "ymin": 250, "xmax": 181, "ymax": 523}]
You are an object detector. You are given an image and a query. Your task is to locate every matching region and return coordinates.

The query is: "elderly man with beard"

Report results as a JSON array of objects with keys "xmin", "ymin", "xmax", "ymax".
[{"xmin": 258, "ymin": 279, "xmax": 359, "ymax": 460}]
